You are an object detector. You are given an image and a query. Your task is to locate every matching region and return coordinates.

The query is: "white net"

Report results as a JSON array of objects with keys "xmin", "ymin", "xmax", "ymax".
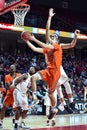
[{"xmin": 11, "ymin": 4, "xmax": 30, "ymax": 26}]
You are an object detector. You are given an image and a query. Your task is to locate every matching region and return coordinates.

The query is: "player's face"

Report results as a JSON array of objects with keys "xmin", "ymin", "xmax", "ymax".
[
  {"xmin": 50, "ymin": 33, "xmax": 59, "ymax": 43},
  {"xmin": 10, "ymin": 65, "xmax": 16, "ymax": 73}
]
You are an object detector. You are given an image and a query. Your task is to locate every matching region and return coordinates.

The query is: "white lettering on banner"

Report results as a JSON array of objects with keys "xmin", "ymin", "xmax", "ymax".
[
  {"xmin": 0, "ymin": 23, "xmax": 24, "ymax": 31},
  {"xmin": 75, "ymin": 103, "xmax": 87, "ymax": 111}
]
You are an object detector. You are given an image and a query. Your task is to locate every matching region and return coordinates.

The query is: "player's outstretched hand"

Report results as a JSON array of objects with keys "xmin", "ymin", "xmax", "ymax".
[
  {"xmin": 21, "ymin": 31, "xmax": 34, "ymax": 41},
  {"xmin": 49, "ymin": 8, "xmax": 55, "ymax": 17},
  {"xmin": 74, "ymin": 29, "xmax": 80, "ymax": 37}
]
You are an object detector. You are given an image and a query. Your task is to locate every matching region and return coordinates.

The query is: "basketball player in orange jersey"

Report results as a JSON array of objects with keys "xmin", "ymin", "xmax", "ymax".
[
  {"xmin": 0, "ymin": 64, "xmax": 21, "ymax": 129},
  {"xmin": 21, "ymin": 30, "xmax": 80, "ymax": 120},
  {"xmin": 21, "ymin": 32, "xmax": 62, "ymax": 119},
  {"xmin": 21, "ymin": 8, "xmax": 80, "ymax": 119},
  {"xmin": 46, "ymin": 8, "xmax": 80, "ymax": 109},
  {"xmin": 44, "ymin": 8, "xmax": 80, "ymax": 126}
]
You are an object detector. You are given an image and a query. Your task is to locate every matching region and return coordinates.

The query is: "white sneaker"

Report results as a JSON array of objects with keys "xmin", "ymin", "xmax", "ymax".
[{"xmin": 19, "ymin": 122, "xmax": 30, "ymax": 129}]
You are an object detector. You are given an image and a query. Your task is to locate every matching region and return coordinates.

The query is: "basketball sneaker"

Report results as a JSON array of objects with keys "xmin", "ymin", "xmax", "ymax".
[
  {"xmin": 51, "ymin": 119, "xmax": 56, "ymax": 126},
  {"xmin": 12, "ymin": 118, "xmax": 15, "ymax": 127},
  {"xmin": 64, "ymin": 105, "xmax": 73, "ymax": 114},
  {"xmin": 48, "ymin": 108, "xmax": 58, "ymax": 120},
  {"xmin": 13, "ymin": 123, "xmax": 18, "ymax": 130},
  {"xmin": 46, "ymin": 119, "xmax": 51, "ymax": 126},
  {"xmin": 19, "ymin": 122, "xmax": 30, "ymax": 129},
  {"xmin": 0, "ymin": 121, "xmax": 3, "ymax": 129}
]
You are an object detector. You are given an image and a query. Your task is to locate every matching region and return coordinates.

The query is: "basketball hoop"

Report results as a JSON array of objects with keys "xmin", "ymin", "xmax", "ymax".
[
  {"xmin": 0, "ymin": 0, "xmax": 28, "ymax": 15},
  {"xmin": 11, "ymin": 3, "xmax": 30, "ymax": 26}
]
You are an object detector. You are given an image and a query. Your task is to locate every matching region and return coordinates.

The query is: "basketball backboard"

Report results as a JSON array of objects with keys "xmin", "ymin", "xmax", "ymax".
[{"xmin": 0, "ymin": 0, "xmax": 28, "ymax": 15}]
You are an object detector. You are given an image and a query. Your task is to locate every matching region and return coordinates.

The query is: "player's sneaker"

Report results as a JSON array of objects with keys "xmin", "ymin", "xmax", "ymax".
[
  {"xmin": 69, "ymin": 102, "xmax": 75, "ymax": 109},
  {"xmin": 51, "ymin": 119, "xmax": 56, "ymax": 126},
  {"xmin": 0, "ymin": 121, "xmax": 3, "ymax": 129},
  {"xmin": 12, "ymin": 118, "xmax": 15, "ymax": 127},
  {"xmin": 48, "ymin": 108, "xmax": 58, "ymax": 120},
  {"xmin": 64, "ymin": 105, "xmax": 73, "ymax": 114},
  {"xmin": 0, "ymin": 123, "xmax": 3, "ymax": 129},
  {"xmin": 13, "ymin": 128, "xmax": 18, "ymax": 130},
  {"xmin": 69, "ymin": 102, "xmax": 79, "ymax": 114},
  {"xmin": 19, "ymin": 122, "xmax": 30, "ymax": 129},
  {"xmin": 46, "ymin": 119, "xmax": 51, "ymax": 126},
  {"xmin": 13, "ymin": 123, "xmax": 18, "ymax": 130}
]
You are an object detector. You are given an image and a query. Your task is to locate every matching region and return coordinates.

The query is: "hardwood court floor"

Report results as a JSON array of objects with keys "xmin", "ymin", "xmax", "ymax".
[{"xmin": 3, "ymin": 113, "xmax": 87, "ymax": 130}]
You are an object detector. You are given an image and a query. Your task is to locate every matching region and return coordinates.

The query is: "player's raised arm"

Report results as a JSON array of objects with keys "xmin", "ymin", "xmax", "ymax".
[
  {"xmin": 21, "ymin": 31, "xmax": 54, "ymax": 49},
  {"xmin": 46, "ymin": 8, "xmax": 55, "ymax": 43},
  {"xmin": 60, "ymin": 29, "xmax": 80, "ymax": 49}
]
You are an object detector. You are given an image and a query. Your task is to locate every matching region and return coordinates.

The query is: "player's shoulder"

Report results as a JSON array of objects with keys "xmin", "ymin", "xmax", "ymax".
[
  {"xmin": 53, "ymin": 43, "xmax": 61, "ymax": 49},
  {"xmin": 16, "ymin": 72, "xmax": 21, "ymax": 76},
  {"xmin": 5, "ymin": 73, "xmax": 11, "ymax": 78}
]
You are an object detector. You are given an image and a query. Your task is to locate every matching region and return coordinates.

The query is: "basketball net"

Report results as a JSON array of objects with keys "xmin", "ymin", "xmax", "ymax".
[{"xmin": 11, "ymin": 4, "xmax": 30, "ymax": 26}]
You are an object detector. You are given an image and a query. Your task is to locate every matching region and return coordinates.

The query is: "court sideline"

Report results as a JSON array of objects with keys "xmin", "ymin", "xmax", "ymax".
[{"xmin": 2, "ymin": 113, "xmax": 87, "ymax": 130}]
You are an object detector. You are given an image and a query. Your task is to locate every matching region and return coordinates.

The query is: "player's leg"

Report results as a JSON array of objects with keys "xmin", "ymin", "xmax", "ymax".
[
  {"xmin": 31, "ymin": 73, "xmax": 41, "ymax": 101},
  {"xmin": 45, "ymin": 95, "xmax": 56, "ymax": 126},
  {"xmin": 57, "ymin": 86, "xmax": 66, "ymax": 106},
  {"xmin": 0, "ymin": 93, "xmax": 13, "ymax": 128},
  {"xmin": 47, "ymin": 88, "xmax": 58, "ymax": 120},
  {"xmin": 47, "ymin": 72, "xmax": 60, "ymax": 120},
  {"xmin": 57, "ymin": 86, "xmax": 73, "ymax": 114},
  {"xmin": 31, "ymin": 69, "xmax": 48, "ymax": 102},
  {"xmin": 0, "ymin": 104, "xmax": 7, "ymax": 128},
  {"xmin": 19, "ymin": 95, "xmax": 30, "ymax": 129},
  {"xmin": 44, "ymin": 92, "xmax": 52, "ymax": 126},
  {"xmin": 13, "ymin": 89, "xmax": 22, "ymax": 130},
  {"xmin": 13, "ymin": 89, "xmax": 30, "ymax": 130},
  {"xmin": 64, "ymin": 81, "xmax": 79, "ymax": 113}
]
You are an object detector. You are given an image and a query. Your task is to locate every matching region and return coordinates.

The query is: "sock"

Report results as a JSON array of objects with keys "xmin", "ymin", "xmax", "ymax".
[
  {"xmin": 12, "ymin": 118, "xmax": 15, "ymax": 124},
  {"xmin": 52, "ymin": 117, "xmax": 55, "ymax": 121},
  {"xmin": 21, "ymin": 118, "xmax": 25, "ymax": 123},
  {"xmin": 69, "ymin": 98, "xmax": 73, "ymax": 103}
]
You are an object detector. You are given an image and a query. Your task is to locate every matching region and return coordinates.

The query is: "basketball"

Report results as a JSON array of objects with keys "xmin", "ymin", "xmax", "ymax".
[
  {"xmin": 0, "ymin": 0, "xmax": 4, "ymax": 11},
  {"xmin": 21, "ymin": 31, "xmax": 32, "ymax": 40}
]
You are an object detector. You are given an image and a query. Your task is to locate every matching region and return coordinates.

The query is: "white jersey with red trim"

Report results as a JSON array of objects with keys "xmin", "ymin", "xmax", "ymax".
[{"xmin": 16, "ymin": 73, "xmax": 31, "ymax": 94}]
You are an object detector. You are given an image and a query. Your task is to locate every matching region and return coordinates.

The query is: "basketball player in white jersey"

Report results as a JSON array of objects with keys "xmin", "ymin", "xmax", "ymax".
[
  {"xmin": 10, "ymin": 72, "xmax": 31, "ymax": 130},
  {"xmin": 57, "ymin": 66, "xmax": 74, "ymax": 112}
]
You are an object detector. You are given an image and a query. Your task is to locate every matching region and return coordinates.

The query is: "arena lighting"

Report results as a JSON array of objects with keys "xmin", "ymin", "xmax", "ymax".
[{"xmin": 0, "ymin": 22, "xmax": 87, "ymax": 39}]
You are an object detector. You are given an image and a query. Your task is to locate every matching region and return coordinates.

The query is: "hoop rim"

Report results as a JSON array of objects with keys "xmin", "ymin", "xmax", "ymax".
[{"xmin": 11, "ymin": 3, "xmax": 30, "ymax": 11}]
